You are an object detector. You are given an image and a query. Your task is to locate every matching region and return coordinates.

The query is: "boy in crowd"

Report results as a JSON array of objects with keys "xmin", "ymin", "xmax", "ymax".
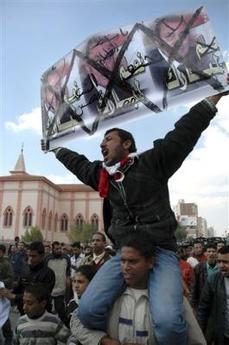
[{"xmin": 15, "ymin": 283, "xmax": 70, "ymax": 345}]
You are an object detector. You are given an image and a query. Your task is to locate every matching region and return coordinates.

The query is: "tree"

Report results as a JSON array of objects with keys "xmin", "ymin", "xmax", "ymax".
[
  {"xmin": 21, "ymin": 226, "xmax": 44, "ymax": 243},
  {"xmin": 67, "ymin": 222, "xmax": 95, "ymax": 244},
  {"xmin": 175, "ymin": 225, "xmax": 187, "ymax": 242}
]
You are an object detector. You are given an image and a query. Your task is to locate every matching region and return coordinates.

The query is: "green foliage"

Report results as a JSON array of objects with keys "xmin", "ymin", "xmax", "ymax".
[
  {"xmin": 175, "ymin": 225, "xmax": 187, "ymax": 242},
  {"xmin": 67, "ymin": 222, "xmax": 95, "ymax": 244},
  {"xmin": 21, "ymin": 226, "xmax": 44, "ymax": 243}
]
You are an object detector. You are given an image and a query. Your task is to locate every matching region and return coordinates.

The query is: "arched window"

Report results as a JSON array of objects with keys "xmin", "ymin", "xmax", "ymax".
[
  {"xmin": 23, "ymin": 207, "xmax": 33, "ymax": 227},
  {"xmin": 54, "ymin": 213, "xmax": 58, "ymax": 232},
  {"xmin": 41, "ymin": 208, "xmax": 46, "ymax": 229},
  {"xmin": 48, "ymin": 211, "xmax": 53, "ymax": 231},
  {"xmin": 91, "ymin": 213, "xmax": 99, "ymax": 231},
  {"xmin": 60, "ymin": 214, "xmax": 68, "ymax": 232},
  {"xmin": 75, "ymin": 213, "xmax": 84, "ymax": 230},
  {"xmin": 3, "ymin": 206, "xmax": 13, "ymax": 227}
]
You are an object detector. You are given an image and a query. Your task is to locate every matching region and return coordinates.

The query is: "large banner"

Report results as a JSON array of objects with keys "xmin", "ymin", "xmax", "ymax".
[{"xmin": 41, "ymin": 6, "xmax": 228, "ymax": 151}]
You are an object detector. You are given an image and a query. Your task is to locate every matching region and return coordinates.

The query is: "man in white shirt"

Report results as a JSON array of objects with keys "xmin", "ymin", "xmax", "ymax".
[
  {"xmin": 70, "ymin": 233, "xmax": 206, "ymax": 345},
  {"xmin": 70, "ymin": 242, "xmax": 85, "ymax": 278}
]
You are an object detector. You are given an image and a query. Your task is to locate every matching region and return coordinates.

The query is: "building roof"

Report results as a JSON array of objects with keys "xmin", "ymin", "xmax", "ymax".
[
  {"xmin": 10, "ymin": 147, "xmax": 27, "ymax": 175},
  {"xmin": 1, "ymin": 148, "xmax": 96, "ymax": 194}
]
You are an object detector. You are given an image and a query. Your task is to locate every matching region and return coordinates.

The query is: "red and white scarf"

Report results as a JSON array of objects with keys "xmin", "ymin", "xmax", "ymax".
[{"xmin": 98, "ymin": 153, "xmax": 137, "ymax": 198}]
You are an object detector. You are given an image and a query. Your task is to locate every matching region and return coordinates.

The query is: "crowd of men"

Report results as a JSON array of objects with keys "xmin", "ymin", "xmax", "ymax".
[{"xmin": 0, "ymin": 233, "xmax": 228, "ymax": 345}]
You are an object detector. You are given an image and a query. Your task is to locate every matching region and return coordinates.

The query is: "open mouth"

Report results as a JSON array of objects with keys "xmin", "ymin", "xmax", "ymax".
[
  {"xmin": 102, "ymin": 149, "xmax": 109, "ymax": 160},
  {"xmin": 123, "ymin": 274, "xmax": 133, "ymax": 281}
]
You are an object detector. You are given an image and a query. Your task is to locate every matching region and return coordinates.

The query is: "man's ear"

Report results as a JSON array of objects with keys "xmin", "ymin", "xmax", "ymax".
[
  {"xmin": 123, "ymin": 139, "xmax": 132, "ymax": 151},
  {"xmin": 148, "ymin": 257, "xmax": 155, "ymax": 270},
  {"xmin": 41, "ymin": 299, "xmax": 47, "ymax": 310}
]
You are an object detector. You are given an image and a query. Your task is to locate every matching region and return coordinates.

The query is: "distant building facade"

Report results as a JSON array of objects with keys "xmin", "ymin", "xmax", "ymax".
[
  {"xmin": 197, "ymin": 216, "xmax": 208, "ymax": 237},
  {"xmin": 175, "ymin": 199, "xmax": 205, "ymax": 239},
  {"xmin": 0, "ymin": 150, "xmax": 103, "ymax": 243}
]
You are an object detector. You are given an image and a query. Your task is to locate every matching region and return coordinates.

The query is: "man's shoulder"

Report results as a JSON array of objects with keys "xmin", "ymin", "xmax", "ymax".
[
  {"xmin": 208, "ymin": 271, "xmax": 223, "ymax": 284},
  {"xmin": 0, "ymin": 257, "xmax": 10, "ymax": 266},
  {"xmin": 195, "ymin": 261, "xmax": 207, "ymax": 272},
  {"xmin": 46, "ymin": 253, "xmax": 70, "ymax": 263},
  {"xmin": 80, "ymin": 254, "xmax": 93, "ymax": 264},
  {"xmin": 41, "ymin": 311, "xmax": 61, "ymax": 324},
  {"xmin": 43, "ymin": 264, "xmax": 56, "ymax": 278}
]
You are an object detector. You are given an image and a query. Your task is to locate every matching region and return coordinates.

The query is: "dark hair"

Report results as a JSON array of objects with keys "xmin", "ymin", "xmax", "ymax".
[
  {"xmin": 92, "ymin": 232, "xmax": 106, "ymax": 242},
  {"xmin": 205, "ymin": 243, "xmax": 217, "ymax": 251},
  {"xmin": 0, "ymin": 244, "xmax": 6, "ymax": 253},
  {"xmin": 218, "ymin": 245, "xmax": 229, "ymax": 255},
  {"xmin": 75, "ymin": 265, "xmax": 96, "ymax": 281},
  {"xmin": 120, "ymin": 232, "xmax": 155, "ymax": 259},
  {"xmin": 194, "ymin": 241, "xmax": 204, "ymax": 247},
  {"xmin": 29, "ymin": 241, "xmax": 45, "ymax": 255},
  {"xmin": 104, "ymin": 128, "xmax": 137, "ymax": 153},
  {"xmin": 24, "ymin": 284, "xmax": 50, "ymax": 303},
  {"xmin": 52, "ymin": 241, "xmax": 60, "ymax": 249},
  {"xmin": 72, "ymin": 241, "xmax": 81, "ymax": 249}
]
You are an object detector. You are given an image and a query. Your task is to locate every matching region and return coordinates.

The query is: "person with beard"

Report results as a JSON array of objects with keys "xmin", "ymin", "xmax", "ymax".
[
  {"xmin": 46, "ymin": 241, "xmax": 71, "ymax": 323},
  {"xmin": 0, "ymin": 241, "xmax": 55, "ymax": 315}
]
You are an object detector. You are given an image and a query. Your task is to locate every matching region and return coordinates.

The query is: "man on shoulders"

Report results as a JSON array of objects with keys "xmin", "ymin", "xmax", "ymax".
[{"xmin": 44, "ymin": 76, "xmax": 229, "ymax": 345}]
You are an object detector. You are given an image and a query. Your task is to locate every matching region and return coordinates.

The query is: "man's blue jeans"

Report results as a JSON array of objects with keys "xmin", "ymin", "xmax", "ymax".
[{"xmin": 79, "ymin": 247, "xmax": 188, "ymax": 345}]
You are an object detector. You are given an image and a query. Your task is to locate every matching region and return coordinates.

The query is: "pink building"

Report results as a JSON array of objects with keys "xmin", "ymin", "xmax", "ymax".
[{"xmin": 0, "ymin": 149, "xmax": 103, "ymax": 242}]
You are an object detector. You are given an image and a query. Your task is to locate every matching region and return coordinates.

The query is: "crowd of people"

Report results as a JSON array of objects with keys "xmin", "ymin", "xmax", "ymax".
[{"xmin": 0, "ymin": 233, "xmax": 228, "ymax": 345}]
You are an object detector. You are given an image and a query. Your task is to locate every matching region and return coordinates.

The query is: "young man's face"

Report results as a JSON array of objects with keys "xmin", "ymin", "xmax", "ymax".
[
  {"xmin": 217, "ymin": 253, "xmax": 229, "ymax": 277},
  {"xmin": 23, "ymin": 292, "xmax": 46, "ymax": 318},
  {"xmin": 206, "ymin": 247, "xmax": 217, "ymax": 265},
  {"xmin": 121, "ymin": 247, "xmax": 154, "ymax": 289},
  {"xmin": 72, "ymin": 246, "xmax": 81, "ymax": 256},
  {"xmin": 217, "ymin": 242, "xmax": 225, "ymax": 251},
  {"xmin": 193, "ymin": 243, "xmax": 204, "ymax": 256},
  {"xmin": 91, "ymin": 234, "xmax": 106, "ymax": 255},
  {"xmin": 72, "ymin": 272, "xmax": 90, "ymax": 298},
  {"xmin": 28, "ymin": 250, "xmax": 44, "ymax": 267},
  {"xmin": 52, "ymin": 244, "xmax": 62, "ymax": 258},
  {"xmin": 100, "ymin": 130, "xmax": 130, "ymax": 166},
  {"xmin": 0, "ymin": 249, "xmax": 5, "ymax": 259}
]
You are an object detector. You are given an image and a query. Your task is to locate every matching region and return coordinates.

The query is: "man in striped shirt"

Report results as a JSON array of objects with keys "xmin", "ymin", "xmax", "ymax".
[{"xmin": 15, "ymin": 284, "xmax": 70, "ymax": 345}]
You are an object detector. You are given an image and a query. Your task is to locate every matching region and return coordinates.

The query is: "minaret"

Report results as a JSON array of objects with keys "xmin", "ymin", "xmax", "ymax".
[{"xmin": 10, "ymin": 144, "xmax": 28, "ymax": 175}]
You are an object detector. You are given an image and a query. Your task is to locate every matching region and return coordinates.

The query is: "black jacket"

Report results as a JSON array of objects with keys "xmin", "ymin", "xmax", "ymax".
[
  {"xmin": 56, "ymin": 100, "xmax": 217, "ymax": 251},
  {"xmin": 197, "ymin": 272, "xmax": 227, "ymax": 345},
  {"xmin": 190, "ymin": 262, "xmax": 208, "ymax": 308},
  {"xmin": 14, "ymin": 261, "xmax": 55, "ymax": 314}
]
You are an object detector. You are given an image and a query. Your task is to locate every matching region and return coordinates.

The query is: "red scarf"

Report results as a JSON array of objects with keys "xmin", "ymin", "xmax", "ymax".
[{"xmin": 98, "ymin": 156, "xmax": 133, "ymax": 198}]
